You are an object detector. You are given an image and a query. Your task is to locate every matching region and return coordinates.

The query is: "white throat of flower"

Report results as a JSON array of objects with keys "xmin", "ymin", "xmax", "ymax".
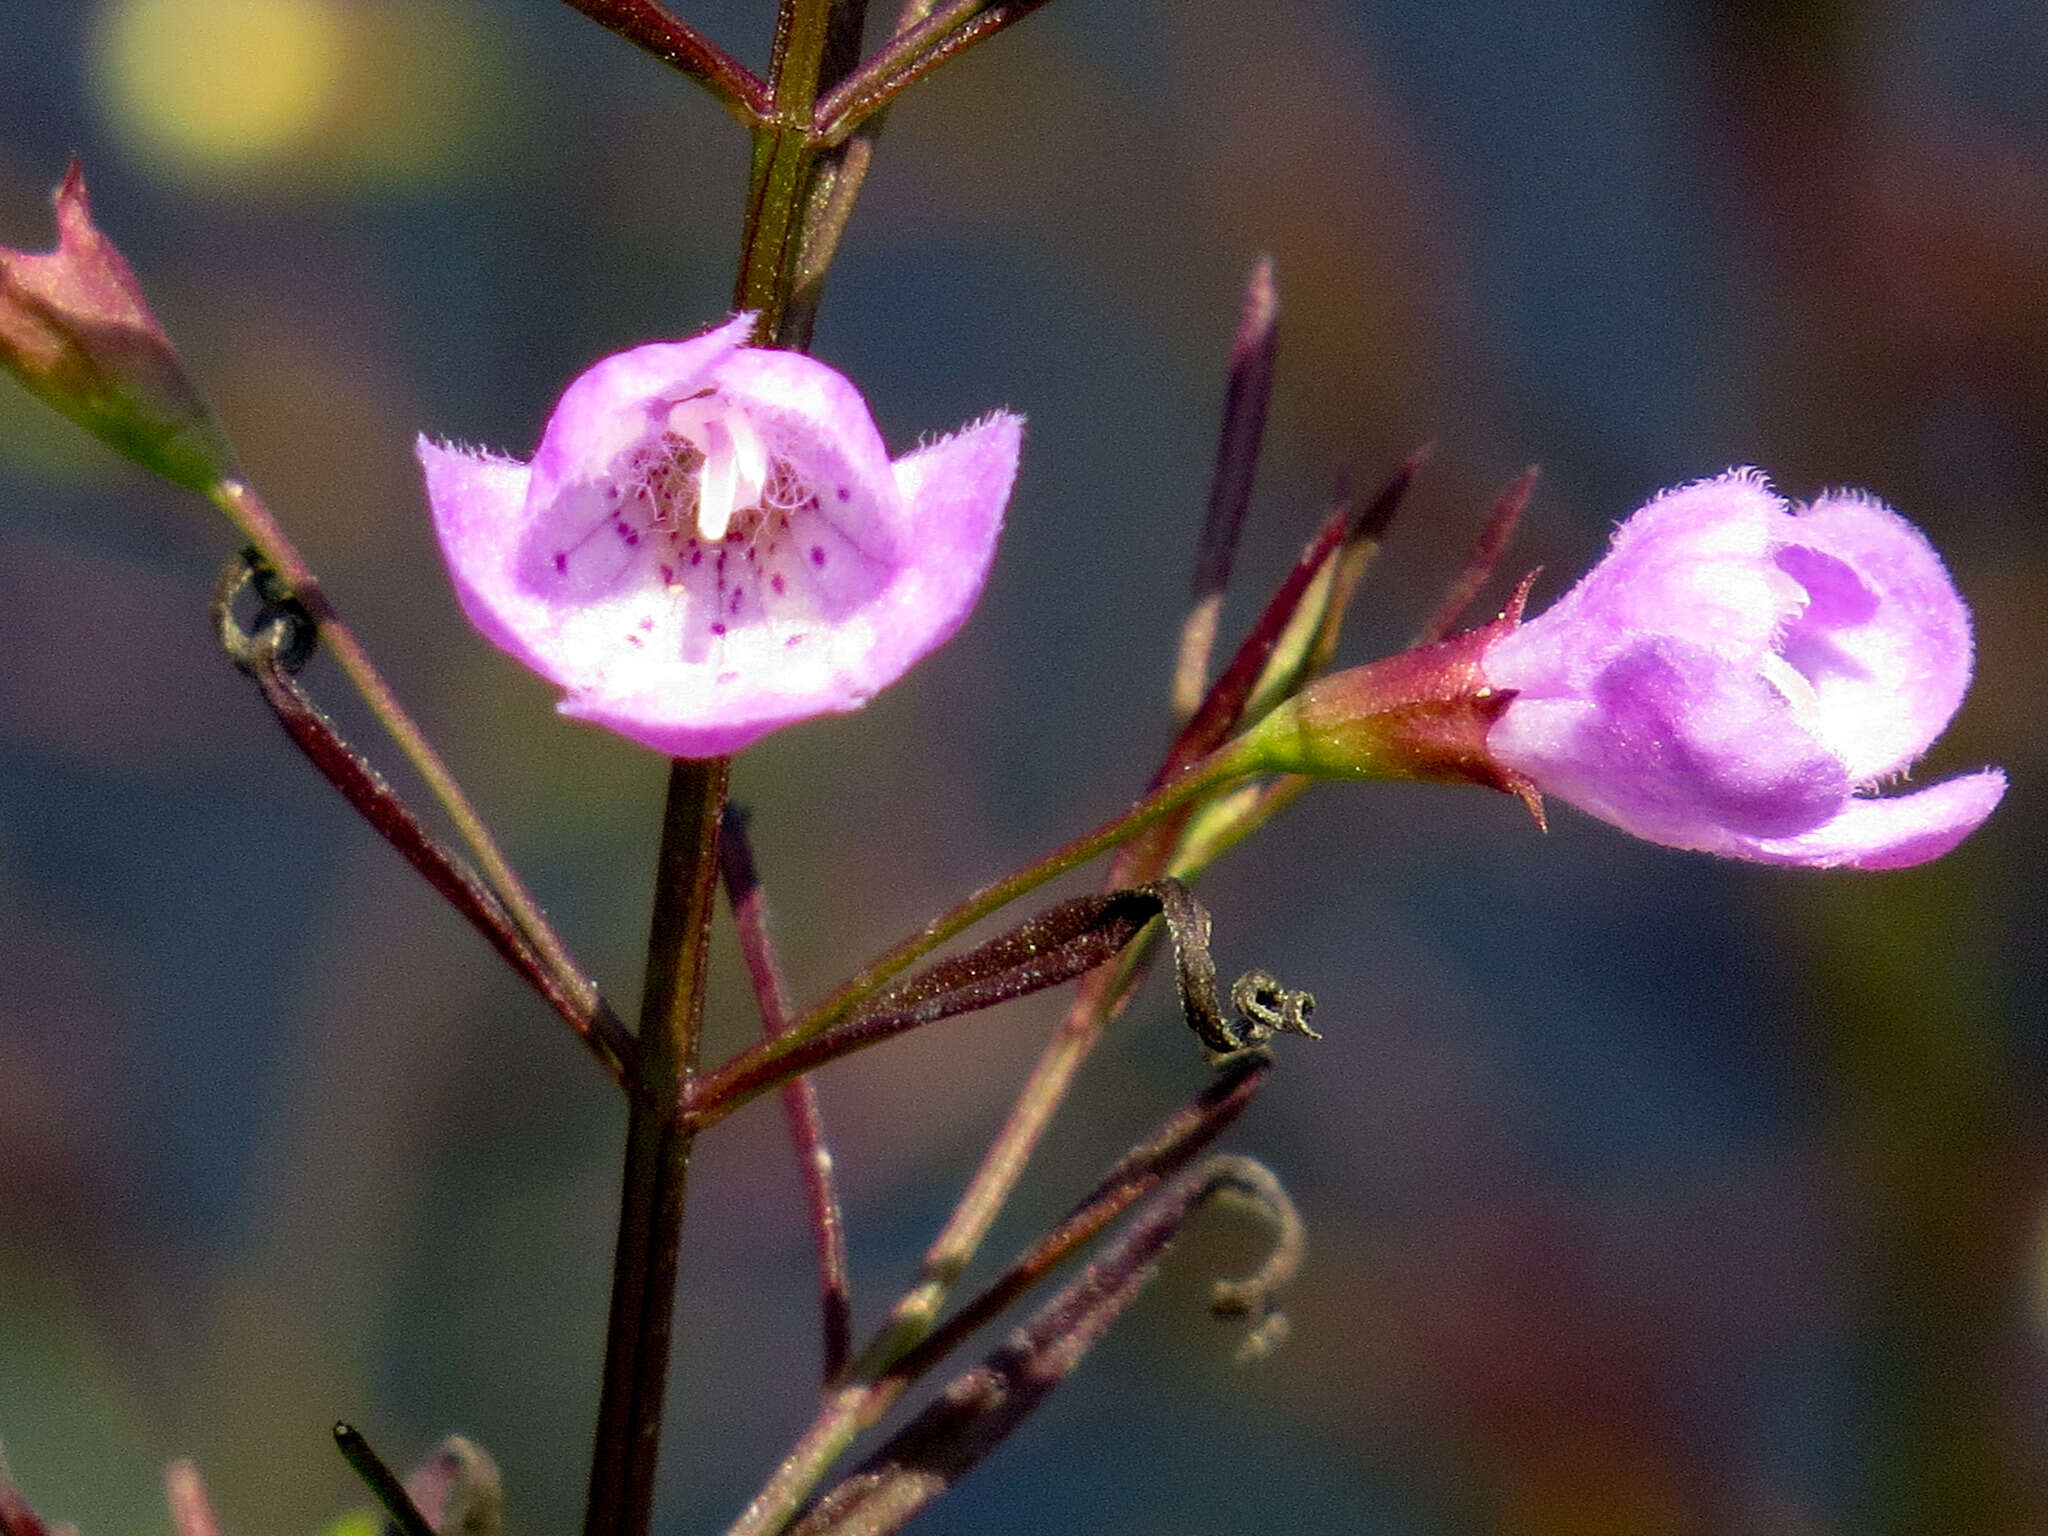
[{"xmin": 668, "ymin": 394, "xmax": 769, "ymax": 542}]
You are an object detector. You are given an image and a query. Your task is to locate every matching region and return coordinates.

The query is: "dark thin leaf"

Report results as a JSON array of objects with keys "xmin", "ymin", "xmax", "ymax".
[
  {"xmin": 786, "ymin": 1156, "xmax": 1303, "ymax": 1536},
  {"xmin": 1160, "ymin": 451, "xmax": 1422, "ymax": 786},
  {"xmin": 1174, "ymin": 257, "xmax": 1281, "ymax": 719},
  {"xmin": 213, "ymin": 551, "xmax": 635, "ymax": 1086},
  {"xmin": 333, "ymin": 1425, "xmax": 435, "ymax": 1536},
  {"xmin": 690, "ymin": 880, "xmax": 1315, "ymax": 1126},
  {"xmin": 553, "ymin": 0, "xmax": 768, "ymax": 118},
  {"xmin": 1415, "ymin": 466, "xmax": 1537, "ymax": 645},
  {"xmin": 887, "ymin": 1052, "xmax": 1271, "ymax": 1390}
]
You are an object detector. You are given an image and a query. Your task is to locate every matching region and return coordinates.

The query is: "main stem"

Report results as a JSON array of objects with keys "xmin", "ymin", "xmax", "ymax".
[
  {"xmin": 584, "ymin": 756, "xmax": 730, "ymax": 1536},
  {"xmin": 585, "ymin": 7, "xmax": 844, "ymax": 1532}
]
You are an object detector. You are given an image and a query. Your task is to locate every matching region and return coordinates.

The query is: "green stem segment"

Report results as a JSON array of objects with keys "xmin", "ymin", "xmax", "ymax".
[
  {"xmin": 739, "ymin": 0, "xmax": 838, "ymax": 340},
  {"xmin": 585, "ymin": 756, "xmax": 731, "ymax": 1536}
]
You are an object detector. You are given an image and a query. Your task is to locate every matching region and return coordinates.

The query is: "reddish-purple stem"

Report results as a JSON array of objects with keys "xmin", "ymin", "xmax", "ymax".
[
  {"xmin": 720, "ymin": 807, "xmax": 853, "ymax": 1384},
  {"xmin": 785, "ymin": 1153, "xmax": 1298, "ymax": 1536},
  {"xmin": 887, "ymin": 1052, "xmax": 1270, "ymax": 1388},
  {"xmin": 813, "ymin": 1, "xmax": 1059, "ymax": 143},
  {"xmin": 555, "ymin": 0, "xmax": 771, "ymax": 119},
  {"xmin": 231, "ymin": 613, "xmax": 635, "ymax": 1087}
]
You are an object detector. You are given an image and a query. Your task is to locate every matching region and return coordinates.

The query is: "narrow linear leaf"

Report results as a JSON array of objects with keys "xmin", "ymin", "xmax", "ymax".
[
  {"xmin": 786, "ymin": 1156, "xmax": 1303, "ymax": 1536},
  {"xmin": 694, "ymin": 878, "xmax": 1315, "ymax": 1125},
  {"xmin": 1415, "ymin": 466, "xmax": 1537, "ymax": 645},
  {"xmin": 1174, "ymin": 256, "xmax": 1281, "ymax": 720},
  {"xmin": 214, "ymin": 552, "xmax": 634, "ymax": 1085},
  {"xmin": 1160, "ymin": 450, "xmax": 1422, "ymax": 787}
]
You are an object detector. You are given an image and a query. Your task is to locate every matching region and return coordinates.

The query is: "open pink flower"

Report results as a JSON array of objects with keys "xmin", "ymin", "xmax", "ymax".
[
  {"xmin": 1481, "ymin": 469, "xmax": 2005, "ymax": 868},
  {"xmin": 418, "ymin": 315, "xmax": 1022, "ymax": 757}
]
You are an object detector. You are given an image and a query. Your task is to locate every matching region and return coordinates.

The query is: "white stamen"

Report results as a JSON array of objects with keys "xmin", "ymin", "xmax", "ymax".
[
  {"xmin": 1760, "ymin": 651, "xmax": 1819, "ymax": 717},
  {"xmin": 697, "ymin": 418, "xmax": 739, "ymax": 540},
  {"xmin": 669, "ymin": 395, "xmax": 770, "ymax": 542}
]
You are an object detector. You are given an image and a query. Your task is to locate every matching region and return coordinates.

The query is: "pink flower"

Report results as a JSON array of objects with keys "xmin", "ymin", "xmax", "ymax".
[
  {"xmin": 1481, "ymin": 469, "xmax": 2005, "ymax": 868},
  {"xmin": 418, "ymin": 315, "xmax": 1022, "ymax": 757}
]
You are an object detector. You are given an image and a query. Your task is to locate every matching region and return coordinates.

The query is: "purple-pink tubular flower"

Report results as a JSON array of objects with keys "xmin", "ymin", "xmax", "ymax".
[
  {"xmin": 1481, "ymin": 469, "xmax": 2005, "ymax": 869},
  {"xmin": 418, "ymin": 314, "xmax": 1022, "ymax": 757}
]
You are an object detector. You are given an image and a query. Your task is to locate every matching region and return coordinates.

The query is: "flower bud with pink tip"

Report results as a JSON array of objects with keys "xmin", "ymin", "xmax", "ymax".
[
  {"xmin": 418, "ymin": 315, "xmax": 1022, "ymax": 757},
  {"xmin": 1, "ymin": 162, "xmax": 237, "ymax": 491}
]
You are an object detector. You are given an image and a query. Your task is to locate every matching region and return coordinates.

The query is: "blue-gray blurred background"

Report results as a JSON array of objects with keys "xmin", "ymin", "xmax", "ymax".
[{"xmin": 2, "ymin": 1, "xmax": 2044, "ymax": 1531}]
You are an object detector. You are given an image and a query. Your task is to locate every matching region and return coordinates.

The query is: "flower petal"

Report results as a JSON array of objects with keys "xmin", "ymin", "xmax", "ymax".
[
  {"xmin": 1777, "ymin": 492, "xmax": 1974, "ymax": 782},
  {"xmin": 1481, "ymin": 468, "xmax": 2000, "ymax": 867},
  {"xmin": 1486, "ymin": 469, "xmax": 1799, "ymax": 698},
  {"xmin": 696, "ymin": 345, "xmax": 899, "ymax": 511},
  {"xmin": 526, "ymin": 314, "xmax": 756, "ymax": 506},
  {"xmin": 422, "ymin": 322, "xmax": 1019, "ymax": 758},
  {"xmin": 416, "ymin": 436, "xmax": 554, "ymax": 675},
  {"xmin": 863, "ymin": 411, "xmax": 1023, "ymax": 679},
  {"xmin": 1726, "ymin": 768, "xmax": 2007, "ymax": 869},
  {"xmin": 1489, "ymin": 637, "xmax": 1850, "ymax": 847}
]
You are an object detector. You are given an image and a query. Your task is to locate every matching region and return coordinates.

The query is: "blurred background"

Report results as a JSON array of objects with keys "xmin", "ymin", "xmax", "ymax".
[{"xmin": 2, "ymin": 1, "xmax": 2044, "ymax": 1531}]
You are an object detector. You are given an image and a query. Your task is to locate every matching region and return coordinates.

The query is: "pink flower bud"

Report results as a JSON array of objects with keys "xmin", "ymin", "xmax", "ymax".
[
  {"xmin": 0, "ymin": 162, "xmax": 236, "ymax": 491},
  {"xmin": 1482, "ymin": 469, "xmax": 2004, "ymax": 868},
  {"xmin": 418, "ymin": 315, "xmax": 1022, "ymax": 757}
]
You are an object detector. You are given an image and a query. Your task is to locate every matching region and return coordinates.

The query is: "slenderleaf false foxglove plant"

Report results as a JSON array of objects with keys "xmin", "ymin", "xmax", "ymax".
[
  {"xmin": 418, "ymin": 314, "xmax": 1022, "ymax": 757},
  {"xmin": 1235, "ymin": 469, "xmax": 2004, "ymax": 869}
]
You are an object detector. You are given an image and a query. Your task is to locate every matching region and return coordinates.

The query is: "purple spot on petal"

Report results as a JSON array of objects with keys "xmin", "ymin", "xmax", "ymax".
[
  {"xmin": 786, "ymin": 633, "xmax": 804, "ymax": 647},
  {"xmin": 729, "ymin": 587, "xmax": 744, "ymax": 614},
  {"xmin": 810, "ymin": 546, "xmax": 826, "ymax": 566},
  {"xmin": 1776, "ymin": 545, "xmax": 1878, "ymax": 626},
  {"xmin": 552, "ymin": 551, "xmax": 568, "ymax": 575},
  {"xmin": 690, "ymin": 549, "xmax": 704, "ymax": 567},
  {"xmin": 710, "ymin": 622, "xmax": 726, "ymax": 636},
  {"xmin": 626, "ymin": 633, "xmax": 643, "ymax": 647},
  {"xmin": 640, "ymin": 616, "xmax": 654, "ymax": 631},
  {"xmin": 836, "ymin": 485, "xmax": 849, "ymax": 502},
  {"xmin": 770, "ymin": 574, "xmax": 786, "ymax": 595},
  {"xmin": 660, "ymin": 564, "xmax": 675, "ymax": 584}
]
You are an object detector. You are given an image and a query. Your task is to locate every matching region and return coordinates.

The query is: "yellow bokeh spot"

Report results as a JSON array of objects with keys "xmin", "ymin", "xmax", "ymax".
[
  {"xmin": 89, "ymin": 0, "xmax": 504, "ymax": 190},
  {"xmin": 92, "ymin": 0, "xmax": 346, "ymax": 172},
  {"xmin": 313, "ymin": 1510, "xmax": 382, "ymax": 1536}
]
